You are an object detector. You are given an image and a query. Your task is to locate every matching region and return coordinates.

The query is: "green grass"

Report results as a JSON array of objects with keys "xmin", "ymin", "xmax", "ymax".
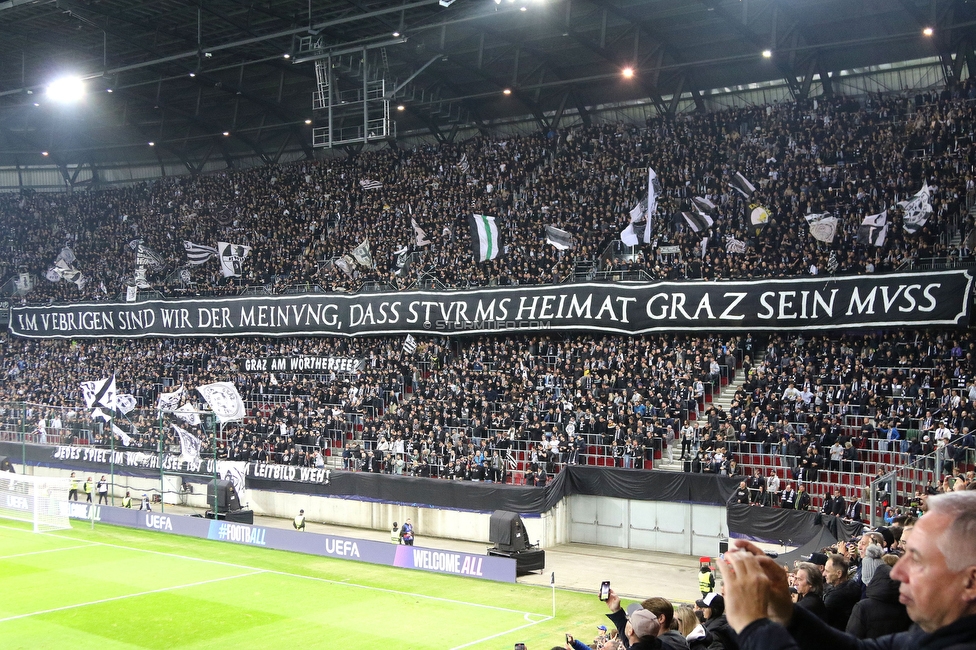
[{"xmin": 0, "ymin": 520, "xmax": 610, "ymax": 650}]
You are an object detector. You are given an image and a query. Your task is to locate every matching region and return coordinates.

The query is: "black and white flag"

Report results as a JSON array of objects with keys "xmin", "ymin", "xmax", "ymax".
[
  {"xmin": 730, "ymin": 172, "xmax": 756, "ymax": 198},
  {"xmin": 691, "ymin": 196, "xmax": 718, "ymax": 216},
  {"xmin": 544, "ymin": 225, "xmax": 574, "ymax": 250},
  {"xmin": 897, "ymin": 184, "xmax": 933, "ymax": 234},
  {"xmin": 335, "ymin": 255, "xmax": 356, "ymax": 279},
  {"xmin": 136, "ymin": 244, "xmax": 164, "ymax": 271},
  {"xmin": 174, "ymin": 403, "xmax": 202, "ymax": 426},
  {"xmin": 827, "ymin": 250, "xmax": 839, "ymax": 274},
  {"xmin": 411, "ymin": 218, "xmax": 431, "ymax": 247},
  {"xmin": 111, "ymin": 423, "xmax": 133, "ymax": 447},
  {"xmin": 682, "ymin": 211, "xmax": 714, "ymax": 233},
  {"xmin": 350, "ymin": 239, "xmax": 374, "ymax": 268},
  {"xmin": 359, "ymin": 179, "xmax": 383, "ymax": 190},
  {"xmin": 857, "ymin": 211, "xmax": 888, "ymax": 247},
  {"xmin": 457, "ymin": 153, "xmax": 470, "ymax": 174},
  {"xmin": 184, "ymin": 241, "xmax": 218, "ymax": 266},
  {"xmin": 804, "ymin": 213, "xmax": 838, "ymax": 243},
  {"xmin": 217, "ymin": 242, "xmax": 251, "ymax": 278},
  {"xmin": 197, "ymin": 382, "xmax": 246, "ymax": 423},
  {"xmin": 157, "ymin": 384, "xmax": 185, "ymax": 411},
  {"xmin": 116, "ymin": 394, "xmax": 137, "ymax": 415},
  {"xmin": 403, "ymin": 334, "xmax": 418, "ymax": 354},
  {"xmin": 725, "ymin": 236, "xmax": 748, "ymax": 254},
  {"xmin": 172, "ymin": 424, "xmax": 202, "ymax": 462},
  {"xmin": 81, "ymin": 374, "xmax": 118, "ymax": 413}
]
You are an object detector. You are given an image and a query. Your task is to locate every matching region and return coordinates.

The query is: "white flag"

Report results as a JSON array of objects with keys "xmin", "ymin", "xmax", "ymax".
[
  {"xmin": 116, "ymin": 394, "xmax": 137, "ymax": 415},
  {"xmin": 804, "ymin": 213, "xmax": 838, "ymax": 243},
  {"xmin": 173, "ymin": 424, "xmax": 202, "ymax": 462},
  {"xmin": 157, "ymin": 384, "xmax": 185, "ymax": 411},
  {"xmin": 725, "ymin": 236, "xmax": 748, "ymax": 254},
  {"xmin": 174, "ymin": 403, "xmax": 202, "ymax": 426},
  {"xmin": 620, "ymin": 223, "xmax": 640, "ymax": 247},
  {"xmin": 111, "ymin": 423, "xmax": 133, "ymax": 447},
  {"xmin": 197, "ymin": 382, "xmax": 246, "ymax": 423},
  {"xmin": 217, "ymin": 242, "xmax": 251, "ymax": 278}
]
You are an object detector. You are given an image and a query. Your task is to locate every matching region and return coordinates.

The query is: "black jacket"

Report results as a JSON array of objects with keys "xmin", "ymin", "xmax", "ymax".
[
  {"xmin": 738, "ymin": 606, "xmax": 976, "ymax": 650},
  {"xmin": 796, "ymin": 593, "xmax": 828, "ymax": 622},
  {"xmin": 845, "ymin": 565, "xmax": 912, "ymax": 639},
  {"xmin": 704, "ymin": 614, "xmax": 739, "ymax": 650},
  {"xmin": 825, "ymin": 579, "xmax": 863, "ymax": 631}
]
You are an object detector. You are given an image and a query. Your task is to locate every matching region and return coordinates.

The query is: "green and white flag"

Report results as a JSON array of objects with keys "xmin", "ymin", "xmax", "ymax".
[{"xmin": 469, "ymin": 213, "xmax": 502, "ymax": 262}]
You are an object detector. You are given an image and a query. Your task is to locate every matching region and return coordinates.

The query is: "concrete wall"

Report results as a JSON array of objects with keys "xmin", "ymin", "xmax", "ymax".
[
  {"xmin": 15, "ymin": 464, "xmax": 724, "ymax": 555},
  {"xmin": 568, "ymin": 495, "xmax": 728, "ymax": 557}
]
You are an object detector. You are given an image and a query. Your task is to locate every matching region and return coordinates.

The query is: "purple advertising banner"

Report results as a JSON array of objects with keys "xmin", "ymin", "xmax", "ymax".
[{"xmin": 86, "ymin": 505, "xmax": 516, "ymax": 582}]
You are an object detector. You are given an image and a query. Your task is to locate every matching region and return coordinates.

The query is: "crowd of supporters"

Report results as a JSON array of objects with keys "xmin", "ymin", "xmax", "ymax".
[
  {"xmin": 0, "ymin": 85, "xmax": 975, "ymax": 508},
  {"xmin": 3, "ymin": 85, "xmax": 976, "ymax": 302}
]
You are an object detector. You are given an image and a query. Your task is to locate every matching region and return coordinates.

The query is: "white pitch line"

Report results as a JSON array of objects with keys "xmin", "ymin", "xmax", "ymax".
[
  {"xmin": 0, "ymin": 571, "xmax": 265, "ymax": 624},
  {"xmin": 0, "ymin": 524, "xmax": 547, "ymax": 619},
  {"xmin": 449, "ymin": 612, "xmax": 554, "ymax": 650},
  {"xmin": 0, "ymin": 543, "xmax": 96, "ymax": 560}
]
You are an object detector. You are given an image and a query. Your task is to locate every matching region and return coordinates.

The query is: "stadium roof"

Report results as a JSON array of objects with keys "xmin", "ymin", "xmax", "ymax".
[{"xmin": 0, "ymin": 0, "xmax": 971, "ymax": 180}]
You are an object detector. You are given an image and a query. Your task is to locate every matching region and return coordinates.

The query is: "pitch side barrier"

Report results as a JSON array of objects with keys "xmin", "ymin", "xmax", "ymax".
[{"xmin": 64, "ymin": 503, "xmax": 516, "ymax": 583}]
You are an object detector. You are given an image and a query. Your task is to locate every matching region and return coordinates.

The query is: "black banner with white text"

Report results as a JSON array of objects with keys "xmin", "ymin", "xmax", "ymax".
[{"xmin": 9, "ymin": 270, "xmax": 972, "ymax": 339}]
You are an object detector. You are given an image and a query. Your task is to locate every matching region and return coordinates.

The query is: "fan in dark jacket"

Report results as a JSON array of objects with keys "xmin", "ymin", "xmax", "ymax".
[
  {"xmin": 823, "ymin": 553, "xmax": 863, "ymax": 631},
  {"xmin": 695, "ymin": 593, "xmax": 739, "ymax": 650},
  {"xmin": 845, "ymin": 564, "xmax": 912, "ymax": 639},
  {"xmin": 793, "ymin": 562, "xmax": 828, "ymax": 622}
]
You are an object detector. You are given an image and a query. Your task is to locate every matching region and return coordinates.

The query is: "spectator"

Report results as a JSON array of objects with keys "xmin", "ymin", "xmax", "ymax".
[
  {"xmin": 822, "ymin": 554, "xmax": 861, "ymax": 631},
  {"xmin": 793, "ymin": 562, "xmax": 828, "ymax": 622},
  {"xmin": 694, "ymin": 593, "xmax": 738, "ymax": 650},
  {"xmin": 845, "ymin": 563, "xmax": 912, "ymax": 639},
  {"xmin": 675, "ymin": 605, "xmax": 713, "ymax": 650},
  {"xmin": 716, "ymin": 491, "xmax": 976, "ymax": 650}
]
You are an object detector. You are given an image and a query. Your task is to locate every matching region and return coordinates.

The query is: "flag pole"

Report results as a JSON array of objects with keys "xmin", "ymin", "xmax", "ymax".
[{"xmin": 550, "ymin": 571, "xmax": 556, "ymax": 618}]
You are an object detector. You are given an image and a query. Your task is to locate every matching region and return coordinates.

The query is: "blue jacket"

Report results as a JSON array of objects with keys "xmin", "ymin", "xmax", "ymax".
[{"xmin": 738, "ymin": 607, "xmax": 976, "ymax": 650}]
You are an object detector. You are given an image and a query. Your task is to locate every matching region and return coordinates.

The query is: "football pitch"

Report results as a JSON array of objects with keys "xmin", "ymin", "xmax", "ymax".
[{"xmin": 0, "ymin": 520, "xmax": 606, "ymax": 650}]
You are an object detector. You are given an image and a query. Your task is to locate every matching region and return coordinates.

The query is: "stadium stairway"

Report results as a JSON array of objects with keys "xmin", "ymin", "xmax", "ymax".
[{"xmin": 656, "ymin": 369, "xmax": 745, "ymax": 473}]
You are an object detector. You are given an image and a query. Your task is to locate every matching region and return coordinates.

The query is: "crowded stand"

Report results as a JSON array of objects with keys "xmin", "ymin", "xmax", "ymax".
[
  {"xmin": 2, "ymin": 86, "xmax": 976, "ymax": 525},
  {"xmin": 2, "ymin": 88, "xmax": 976, "ymax": 301}
]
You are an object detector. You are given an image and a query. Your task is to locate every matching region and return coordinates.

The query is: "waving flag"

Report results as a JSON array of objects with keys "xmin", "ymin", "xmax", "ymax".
[
  {"xmin": 183, "ymin": 241, "xmax": 218, "ymax": 265},
  {"xmin": 857, "ymin": 211, "xmax": 888, "ymax": 247},
  {"xmin": 173, "ymin": 424, "xmax": 202, "ymax": 462},
  {"xmin": 197, "ymin": 382, "xmax": 246, "ymax": 423},
  {"xmin": 470, "ymin": 213, "xmax": 502, "ymax": 262},
  {"xmin": 897, "ymin": 184, "xmax": 933, "ymax": 234},
  {"xmin": 804, "ymin": 213, "xmax": 838, "ymax": 243},
  {"xmin": 157, "ymin": 384, "xmax": 185, "ymax": 411}
]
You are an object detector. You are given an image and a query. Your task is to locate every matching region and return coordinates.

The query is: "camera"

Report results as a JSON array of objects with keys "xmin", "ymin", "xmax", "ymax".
[
  {"xmin": 599, "ymin": 580, "xmax": 610, "ymax": 601},
  {"xmin": 515, "ymin": 644, "xmax": 526, "ymax": 650}
]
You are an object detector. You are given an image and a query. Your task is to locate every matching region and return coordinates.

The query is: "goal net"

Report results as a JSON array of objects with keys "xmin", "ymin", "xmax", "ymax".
[{"xmin": 0, "ymin": 473, "xmax": 72, "ymax": 532}]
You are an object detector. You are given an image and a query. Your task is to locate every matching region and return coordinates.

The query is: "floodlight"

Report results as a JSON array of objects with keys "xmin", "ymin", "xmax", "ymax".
[
  {"xmin": 622, "ymin": 67, "xmax": 634, "ymax": 78},
  {"xmin": 46, "ymin": 76, "xmax": 85, "ymax": 103},
  {"xmin": 762, "ymin": 49, "xmax": 772, "ymax": 58},
  {"xmin": 923, "ymin": 27, "xmax": 934, "ymax": 37}
]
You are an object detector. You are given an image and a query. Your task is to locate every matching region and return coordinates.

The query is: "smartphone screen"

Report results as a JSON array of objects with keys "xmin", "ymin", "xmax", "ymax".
[{"xmin": 599, "ymin": 580, "xmax": 610, "ymax": 601}]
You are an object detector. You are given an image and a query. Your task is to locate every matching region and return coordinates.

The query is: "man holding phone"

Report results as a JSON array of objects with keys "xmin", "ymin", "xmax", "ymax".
[{"xmin": 603, "ymin": 585, "xmax": 689, "ymax": 649}]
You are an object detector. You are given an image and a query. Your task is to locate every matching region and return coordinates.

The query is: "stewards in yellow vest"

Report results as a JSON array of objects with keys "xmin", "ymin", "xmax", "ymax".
[
  {"xmin": 83, "ymin": 477, "xmax": 93, "ymax": 503},
  {"xmin": 68, "ymin": 472, "xmax": 79, "ymax": 501},
  {"xmin": 699, "ymin": 565, "xmax": 715, "ymax": 598},
  {"xmin": 122, "ymin": 491, "xmax": 132, "ymax": 508}
]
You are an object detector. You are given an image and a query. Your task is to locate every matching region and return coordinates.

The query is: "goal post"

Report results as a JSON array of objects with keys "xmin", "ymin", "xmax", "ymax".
[{"xmin": 0, "ymin": 473, "xmax": 72, "ymax": 532}]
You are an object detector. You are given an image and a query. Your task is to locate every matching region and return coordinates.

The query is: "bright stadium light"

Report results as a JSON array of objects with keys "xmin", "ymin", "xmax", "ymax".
[{"xmin": 46, "ymin": 76, "xmax": 85, "ymax": 103}]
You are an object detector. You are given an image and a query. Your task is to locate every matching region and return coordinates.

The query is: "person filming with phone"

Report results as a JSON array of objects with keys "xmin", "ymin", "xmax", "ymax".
[{"xmin": 602, "ymin": 583, "xmax": 688, "ymax": 650}]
